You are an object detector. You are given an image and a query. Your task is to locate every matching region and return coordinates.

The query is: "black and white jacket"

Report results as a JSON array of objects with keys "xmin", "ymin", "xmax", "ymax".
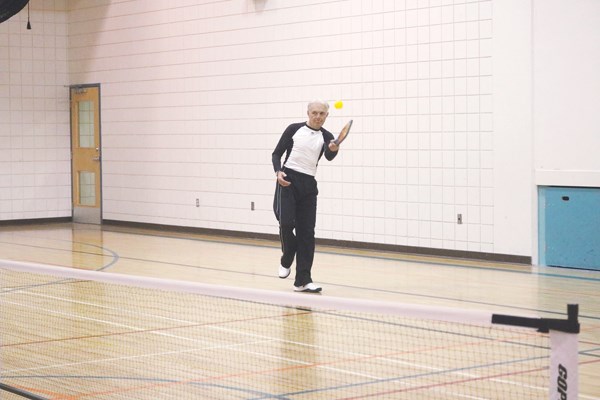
[{"xmin": 272, "ymin": 122, "xmax": 338, "ymax": 177}]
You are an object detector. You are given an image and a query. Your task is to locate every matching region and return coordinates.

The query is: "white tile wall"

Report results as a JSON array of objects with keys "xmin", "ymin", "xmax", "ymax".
[
  {"xmin": 3, "ymin": 0, "xmax": 570, "ymax": 258},
  {"xmin": 0, "ymin": 1, "xmax": 70, "ymax": 220},
  {"xmin": 69, "ymin": 0, "xmax": 502, "ymax": 251}
]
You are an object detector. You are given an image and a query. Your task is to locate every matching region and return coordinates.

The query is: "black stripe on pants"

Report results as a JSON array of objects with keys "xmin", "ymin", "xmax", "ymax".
[{"xmin": 274, "ymin": 169, "xmax": 318, "ymax": 287}]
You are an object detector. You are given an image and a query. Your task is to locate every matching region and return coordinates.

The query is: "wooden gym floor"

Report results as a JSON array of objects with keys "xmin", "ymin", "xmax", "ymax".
[{"xmin": 0, "ymin": 222, "xmax": 599, "ymax": 399}]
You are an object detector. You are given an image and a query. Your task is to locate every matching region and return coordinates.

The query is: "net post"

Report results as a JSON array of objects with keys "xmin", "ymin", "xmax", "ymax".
[
  {"xmin": 567, "ymin": 303, "xmax": 578, "ymax": 325},
  {"xmin": 490, "ymin": 303, "xmax": 580, "ymax": 400},
  {"xmin": 549, "ymin": 304, "xmax": 579, "ymax": 400}
]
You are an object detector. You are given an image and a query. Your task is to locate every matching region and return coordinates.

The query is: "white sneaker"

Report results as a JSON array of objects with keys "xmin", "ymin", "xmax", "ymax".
[
  {"xmin": 294, "ymin": 283, "xmax": 322, "ymax": 293},
  {"xmin": 278, "ymin": 265, "xmax": 291, "ymax": 279}
]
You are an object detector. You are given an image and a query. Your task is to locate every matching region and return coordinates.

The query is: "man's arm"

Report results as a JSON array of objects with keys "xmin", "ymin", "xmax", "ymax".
[
  {"xmin": 322, "ymin": 129, "xmax": 338, "ymax": 161},
  {"xmin": 272, "ymin": 123, "xmax": 298, "ymax": 173}
]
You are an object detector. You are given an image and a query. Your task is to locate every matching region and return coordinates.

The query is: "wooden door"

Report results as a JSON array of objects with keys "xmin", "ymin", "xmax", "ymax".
[{"xmin": 71, "ymin": 86, "xmax": 101, "ymax": 224}]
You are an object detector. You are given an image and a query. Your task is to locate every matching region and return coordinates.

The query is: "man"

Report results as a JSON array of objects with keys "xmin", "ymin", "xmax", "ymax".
[{"xmin": 272, "ymin": 100, "xmax": 339, "ymax": 293}]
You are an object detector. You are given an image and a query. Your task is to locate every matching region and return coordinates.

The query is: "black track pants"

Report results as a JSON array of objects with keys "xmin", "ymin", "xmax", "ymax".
[{"xmin": 273, "ymin": 168, "xmax": 318, "ymax": 287}]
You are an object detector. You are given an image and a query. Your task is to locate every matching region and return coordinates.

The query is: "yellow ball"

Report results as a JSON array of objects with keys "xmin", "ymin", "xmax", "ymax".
[{"xmin": 334, "ymin": 100, "xmax": 343, "ymax": 109}]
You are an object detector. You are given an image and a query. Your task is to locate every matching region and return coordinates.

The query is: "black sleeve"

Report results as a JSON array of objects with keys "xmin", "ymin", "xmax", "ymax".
[
  {"xmin": 272, "ymin": 123, "xmax": 297, "ymax": 173},
  {"xmin": 321, "ymin": 128, "xmax": 338, "ymax": 161}
]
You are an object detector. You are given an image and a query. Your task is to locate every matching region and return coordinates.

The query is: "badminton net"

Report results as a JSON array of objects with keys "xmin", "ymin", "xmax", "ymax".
[{"xmin": 0, "ymin": 259, "xmax": 579, "ymax": 400}]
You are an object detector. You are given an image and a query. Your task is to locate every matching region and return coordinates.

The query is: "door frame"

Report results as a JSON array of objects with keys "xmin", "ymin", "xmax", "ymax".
[{"xmin": 70, "ymin": 83, "xmax": 102, "ymax": 224}]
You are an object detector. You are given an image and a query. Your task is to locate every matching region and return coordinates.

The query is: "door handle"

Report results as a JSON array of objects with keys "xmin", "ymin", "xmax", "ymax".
[{"xmin": 92, "ymin": 157, "xmax": 101, "ymax": 161}]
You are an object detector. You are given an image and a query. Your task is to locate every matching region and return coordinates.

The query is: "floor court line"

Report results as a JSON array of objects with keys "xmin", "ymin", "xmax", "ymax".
[
  {"xmin": 6, "ymin": 330, "xmax": 551, "ymax": 399},
  {"xmin": 0, "ymin": 240, "xmax": 120, "ymax": 272},
  {"xmin": 11, "ymin": 349, "xmax": 548, "ymax": 400}
]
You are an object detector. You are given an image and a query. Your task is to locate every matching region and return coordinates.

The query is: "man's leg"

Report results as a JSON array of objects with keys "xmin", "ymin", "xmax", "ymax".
[
  {"xmin": 276, "ymin": 185, "xmax": 297, "ymax": 270},
  {"xmin": 293, "ymin": 188, "xmax": 317, "ymax": 287},
  {"xmin": 279, "ymin": 225, "xmax": 297, "ymax": 269}
]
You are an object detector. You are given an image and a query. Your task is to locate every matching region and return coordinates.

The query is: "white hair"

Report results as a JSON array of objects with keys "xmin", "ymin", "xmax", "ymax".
[{"xmin": 307, "ymin": 99, "xmax": 330, "ymax": 111}]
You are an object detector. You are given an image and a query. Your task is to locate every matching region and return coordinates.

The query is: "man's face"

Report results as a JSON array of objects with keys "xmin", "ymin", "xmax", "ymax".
[{"xmin": 307, "ymin": 104, "xmax": 329, "ymax": 130}]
